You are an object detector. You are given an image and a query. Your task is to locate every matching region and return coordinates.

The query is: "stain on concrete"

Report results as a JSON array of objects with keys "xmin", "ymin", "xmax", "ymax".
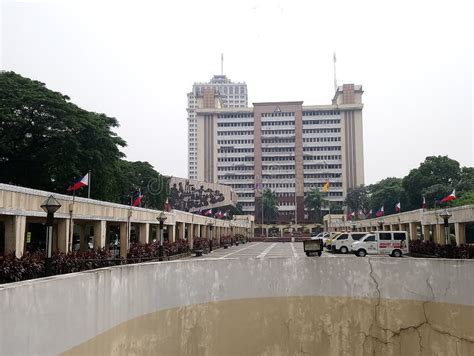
[{"xmin": 63, "ymin": 296, "xmax": 474, "ymax": 356}]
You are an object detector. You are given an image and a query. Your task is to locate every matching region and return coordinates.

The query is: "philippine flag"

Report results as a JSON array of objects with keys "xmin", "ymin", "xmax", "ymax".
[
  {"xmin": 205, "ymin": 209, "xmax": 213, "ymax": 216},
  {"xmin": 375, "ymin": 206, "xmax": 384, "ymax": 217},
  {"xmin": 67, "ymin": 173, "xmax": 89, "ymax": 192},
  {"xmin": 395, "ymin": 202, "xmax": 401, "ymax": 213},
  {"xmin": 422, "ymin": 196, "xmax": 427, "ymax": 209},
  {"xmin": 367, "ymin": 209, "xmax": 373, "ymax": 218},
  {"xmin": 132, "ymin": 189, "xmax": 144, "ymax": 207},
  {"xmin": 440, "ymin": 190, "xmax": 456, "ymax": 203}
]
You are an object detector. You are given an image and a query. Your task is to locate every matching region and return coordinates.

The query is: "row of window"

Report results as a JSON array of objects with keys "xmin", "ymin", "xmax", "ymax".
[
  {"xmin": 217, "ymin": 157, "xmax": 254, "ymax": 162},
  {"xmin": 261, "ymin": 129, "xmax": 295, "ymax": 135},
  {"xmin": 304, "ymin": 173, "xmax": 342, "ymax": 178},
  {"xmin": 303, "ymin": 128, "xmax": 341, "ymax": 134},
  {"xmin": 262, "ymin": 138, "xmax": 295, "ymax": 144},
  {"xmin": 303, "ymin": 111, "xmax": 340, "ymax": 116},
  {"xmin": 302, "ymin": 119, "xmax": 340, "ymax": 125},
  {"xmin": 303, "ymin": 137, "xmax": 340, "ymax": 143},
  {"xmin": 218, "ymin": 175, "xmax": 254, "ymax": 180},
  {"xmin": 262, "ymin": 165, "xmax": 295, "ymax": 170},
  {"xmin": 262, "ymin": 147, "xmax": 294, "ymax": 153},
  {"xmin": 217, "ymin": 122, "xmax": 254, "ymax": 127},
  {"xmin": 261, "ymin": 112, "xmax": 295, "ymax": 117},
  {"xmin": 218, "ymin": 148, "xmax": 254, "ymax": 153},
  {"xmin": 218, "ymin": 113, "xmax": 253, "ymax": 119},
  {"xmin": 217, "ymin": 166, "xmax": 254, "ymax": 171},
  {"xmin": 303, "ymin": 146, "xmax": 341, "ymax": 152},
  {"xmin": 303, "ymin": 182, "xmax": 343, "ymax": 188},
  {"xmin": 217, "ymin": 131, "xmax": 254, "ymax": 136},
  {"xmin": 303, "ymin": 155, "xmax": 342, "ymax": 161},
  {"xmin": 261, "ymin": 120, "xmax": 294, "ymax": 126},
  {"xmin": 262, "ymin": 156, "xmax": 295, "ymax": 162},
  {"xmin": 218, "ymin": 139, "xmax": 254, "ymax": 145},
  {"xmin": 304, "ymin": 164, "xmax": 342, "ymax": 169}
]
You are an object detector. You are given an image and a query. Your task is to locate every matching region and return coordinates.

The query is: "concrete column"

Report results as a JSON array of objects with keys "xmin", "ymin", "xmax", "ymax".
[
  {"xmin": 57, "ymin": 218, "xmax": 71, "ymax": 252},
  {"xmin": 435, "ymin": 224, "xmax": 445, "ymax": 245},
  {"xmin": 200, "ymin": 225, "xmax": 206, "ymax": 238},
  {"xmin": 178, "ymin": 222, "xmax": 185, "ymax": 241},
  {"xmin": 138, "ymin": 223, "xmax": 150, "ymax": 244},
  {"xmin": 409, "ymin": 222, "xmax": 418, "ymax": 241},
  {"xmin": 422, "ymin": 225, "xmax": 431, "ymax": 241},
  {"xmin": 195, "ymin": 224, "xmax": 201, "ymax": 238},
  {"xmin": 188, "ymin": 224, "xmax": 194, "ymax": 249},
  {"xmin": 4, "ymin": 215, "xmax": 26, "ymax": 258},
  {"xmin": 119, "ymin": 222, "xmax": 128, "ymax": 258},
  {"xmin": 454, "ymin": 223, "xmax": 466, "ymax": 245},
  {"xmin": 169, "ymin": 225, "xmax": 176, "ymax": 242},
  {"xmin": 78, "ymin": 225, "xmax": 87, "ymax": 252},
  {"xmin": 93, "ymin": 220, "xmax": 106, "ymax": 249}
]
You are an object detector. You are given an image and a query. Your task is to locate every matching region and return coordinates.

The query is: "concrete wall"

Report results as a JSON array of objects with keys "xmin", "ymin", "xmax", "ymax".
[{"xmin": 0, "ymin": 257, "xmax": 473, "ymax": 355}]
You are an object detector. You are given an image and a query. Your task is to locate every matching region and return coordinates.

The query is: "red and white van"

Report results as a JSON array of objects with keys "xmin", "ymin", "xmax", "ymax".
[{"xmin": 351, "ymin": 231, "xmax": 409, "ymax": 257}]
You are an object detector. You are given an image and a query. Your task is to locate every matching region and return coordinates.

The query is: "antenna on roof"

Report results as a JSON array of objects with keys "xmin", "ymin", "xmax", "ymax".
[
  {"xmin": 221, "ymin": 53, "xmax": 224, "ymax": 75},
  {"xmin": 333, "ymin": 52, "xmax": 337, "ymax": 92}
]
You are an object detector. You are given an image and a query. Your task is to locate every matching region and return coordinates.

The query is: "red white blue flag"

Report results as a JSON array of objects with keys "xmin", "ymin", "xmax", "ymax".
[
  {"xmin": 67, "ymin": 173, "xmax": 89, "ymax": 192},
  {"xmin": 440, "ymin": 190, "xmax": 456, "ymax": 203},
  {"xmin": 375, "ymin": 206, "xmax": 384, "ymax": 217},
  {"xmin": 132, "ymin": 189, "xmax": 144, "ymax": 207},
  {"xmin": 395, "ymin": 202, "xmax": 401, "ymax": 213}
]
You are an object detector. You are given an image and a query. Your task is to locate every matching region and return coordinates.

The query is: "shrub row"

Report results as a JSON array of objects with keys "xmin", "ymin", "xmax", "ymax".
[
  {"xmin": 409, "ymin": 239, "xmax": 474, "ymax": 259},
  {"xmin": 0, "ymin": 239, "xmax": 191, "ymax": 284}
]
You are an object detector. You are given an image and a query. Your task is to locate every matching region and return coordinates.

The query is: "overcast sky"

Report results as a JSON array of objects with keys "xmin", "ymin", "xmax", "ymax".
[{"xmin": 1, "ymin": 0, "xmax": 472, "ymax": 184}]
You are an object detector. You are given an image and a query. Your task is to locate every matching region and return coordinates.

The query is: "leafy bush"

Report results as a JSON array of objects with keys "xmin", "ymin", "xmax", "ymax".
[
  {"xmin": 221, "ymin": 235, "xmax": 232, "ymax": 246},
  {"xmin": 193, "ymin": 237, "xmax": 209, "ymax": 251},
  {"xmin": 410, "ymin": 239, "xmax": 474, "ymax": 259}
]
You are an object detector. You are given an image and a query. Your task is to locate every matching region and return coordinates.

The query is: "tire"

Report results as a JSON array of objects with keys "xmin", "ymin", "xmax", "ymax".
[
  {"xmin": 392, "ymin": 249, "xmax": 402, "ymax": 257},
  {"xmin": 357, "ymin": 249, "xmax": 367, "ymax": 257},
  {"xmin": 306, "ymin": 252, "xmax": 311, "ymax": 256},
  {"xmin": 317, "ymin": 251, "xmax": 322, "ymax": 257},
  {"xmin": 340, "ymin": 246, "xmax": 349, "ymax": 254}
]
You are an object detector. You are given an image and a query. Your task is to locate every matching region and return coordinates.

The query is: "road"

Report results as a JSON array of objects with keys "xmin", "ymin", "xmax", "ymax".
[{"xmin": 185, "ymin": 241, "xmax": 410, "ymax": 260}]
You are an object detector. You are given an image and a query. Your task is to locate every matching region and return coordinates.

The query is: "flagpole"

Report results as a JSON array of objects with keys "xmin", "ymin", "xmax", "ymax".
[
  {"xmin": 87, "ymin": 170, "xmax": 91, "ymax": 199},
  {"xmin": 68, "ymin": 189, "xmax": 75, "ymax": 252}
]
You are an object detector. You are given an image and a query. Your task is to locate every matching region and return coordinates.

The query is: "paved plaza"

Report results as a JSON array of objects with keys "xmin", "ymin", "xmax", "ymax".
[{"xmin": 187, "ymin": 241, "xmax": 412, "ymax": 260}]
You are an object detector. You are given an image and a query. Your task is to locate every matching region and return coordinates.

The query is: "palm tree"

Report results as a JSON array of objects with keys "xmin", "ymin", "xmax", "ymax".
[
  {"xmin": 305, "ymin": 188, "xmax": 322, "ymax": 223},
  {"xmin": 262, "ymin": 188, "xmax": 279, "ymax": 223}
]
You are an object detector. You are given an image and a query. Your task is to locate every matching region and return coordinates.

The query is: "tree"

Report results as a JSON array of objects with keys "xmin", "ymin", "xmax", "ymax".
[
  {"xmin": 0, "ymin": 71, "xmax": 126, "ymax": 201},
  {"xmin": 262, "ymin": 188, "xmax": 278, "ymax": 223},
  {"xmin": 368, "ymin": 177, "xmax": 407, "ymax": 215},
  {"xmin": 402, "ymin": 156, "xmax": 461, "ymax": 210},
  {"xmin": 345, "ymin": 185, "xmax": 370, "ymax": 214},
  {"xmin": 113, "ymin": 161, "xmax": 169, "ymax": 209},
  {"xmin": 305, "ymin": 188, "xmax": 322, "ymax": 223}
]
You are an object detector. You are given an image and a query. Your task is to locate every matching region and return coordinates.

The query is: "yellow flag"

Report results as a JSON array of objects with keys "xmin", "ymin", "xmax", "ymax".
[{"xmin": 322, "ymin": 181, "xmax": 330, "ymax": 192}]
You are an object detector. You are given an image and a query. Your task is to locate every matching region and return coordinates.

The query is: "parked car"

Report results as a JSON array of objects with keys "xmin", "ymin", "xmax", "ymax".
[
  {"xmin": 328, "ymin": 232, "xmax": 369, "ymax": 254},
  {"xmin": 351, "ymin": 231, "xmax": 409, "ymax": 257}
]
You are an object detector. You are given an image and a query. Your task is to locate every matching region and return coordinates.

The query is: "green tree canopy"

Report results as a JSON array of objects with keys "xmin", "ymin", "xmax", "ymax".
[
  {"xmin": 402, "ymin": 156, "xmax": 461, "ymax": 210},
  {"xmin": 0, "ymin": 71, "xmax": 168, "ymax": 207},
  {"xmin": 262, "ymin": 188, "xmax": 278, "ymax": 223},
  {"xmin": 305, "ymin": 188, "xmax": 322, "ymax": 223},
  {"xmin": 344, "ymin": 185, "xmax": 370, "ymax": 213},
  {"xmin": 368, "ymin": 177, "xmax": 407, "ymax": 215}
]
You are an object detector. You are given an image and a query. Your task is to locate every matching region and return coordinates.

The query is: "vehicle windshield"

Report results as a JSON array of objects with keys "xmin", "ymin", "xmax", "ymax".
[{"xmin": 362, "ymin": 234, "xmax": 376, "ymax": 242}]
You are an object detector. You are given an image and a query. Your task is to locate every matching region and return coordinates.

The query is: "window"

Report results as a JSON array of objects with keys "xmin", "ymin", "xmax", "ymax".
[
  {"xmin": 337, "ymin": 234, "xmax": 348, "ymax": 240},
  {"xmin": 364, "ymin": 235, "xmax": 375, "ymax": 242},
  {"xmin": 351, "ymin": 233, "xmax": 367, "ymax": 241},
  {"xmin": 380, "ymin": 233, "xmax": 392, "ymax": 241},
  {"xmin": 394, "ymin": 233, "xmax": 406, "ymax": 241}
]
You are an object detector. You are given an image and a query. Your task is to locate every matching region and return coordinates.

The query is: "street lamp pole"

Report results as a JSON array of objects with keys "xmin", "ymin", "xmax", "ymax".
[
  {"xmin": 208, "ymin": 221, "xmax": 214, "ymax": 252},
  {"xmin": 157, "ymin": 212, "xmax": 167, "ymax": 259},
  {"xmin": 378, "ymin": 218, "xmax": 384, "ymax": 231},
  {"xmin": 439, "ymin": 209, "xmax": 452, "ymax": 245},
  {"xmin": 40, "ymin": 195, "xmax": 61, "ymax": 277}
]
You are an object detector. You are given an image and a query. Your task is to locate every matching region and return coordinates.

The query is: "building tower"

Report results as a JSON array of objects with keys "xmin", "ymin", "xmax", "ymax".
[{"xmin": 187, "ymin": 73, "xmax": 248, "ymax": 180}]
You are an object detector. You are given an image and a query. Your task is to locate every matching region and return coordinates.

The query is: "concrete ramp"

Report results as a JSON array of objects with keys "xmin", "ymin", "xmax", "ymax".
[{"xmin": 1, "ymin": 257, "xmax": 473, "ymax": 355}]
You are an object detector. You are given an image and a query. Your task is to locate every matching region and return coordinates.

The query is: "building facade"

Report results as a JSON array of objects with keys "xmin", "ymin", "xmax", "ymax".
[
  {"xmin": 195, "ymin": 84, "xmax": 365, "ymax": 225},
  {"xmin": 187, "ymin": 75, "xmax": 248, "ymax": 180}
]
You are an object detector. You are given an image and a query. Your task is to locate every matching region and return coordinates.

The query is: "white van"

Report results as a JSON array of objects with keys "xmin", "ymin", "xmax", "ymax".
[
  {"xmin": 329, "ymin": 232, "xmax": 370, "ymax": 254},
  {"xmin": 351, "ymin": 231, "xmax": 409, "ymax": 257}
]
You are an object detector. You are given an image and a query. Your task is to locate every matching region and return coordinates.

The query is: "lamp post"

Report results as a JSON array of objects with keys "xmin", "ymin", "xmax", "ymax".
[
  {"xmin": 40, "ymin": 195, "xmax": 61, "ymax": 277},
  {"xmin": 439, "ymin": 209, "xmax": 452, "ymax": 245},
  {"xmin": 378, "ymin": 218, "xmax": 384, "ymax": 231},
  {"xmin": 157, "ymin": 212, "xmax": 167, "ymax": 259},
  {"xmin": 208, "ymin": 221, "xmax": 214, "ymax": 252}
]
